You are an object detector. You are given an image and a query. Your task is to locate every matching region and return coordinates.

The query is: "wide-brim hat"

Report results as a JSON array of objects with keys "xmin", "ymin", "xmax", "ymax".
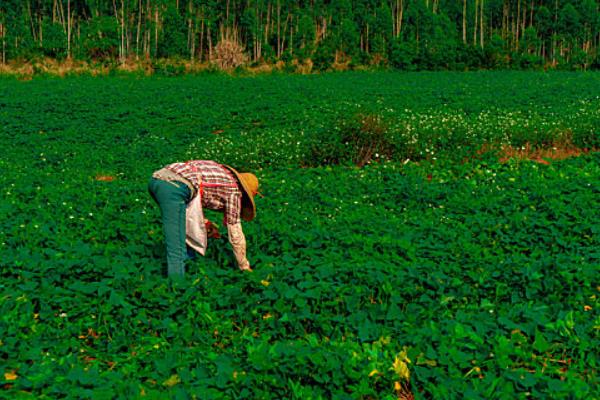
[{"xmin": 223, "ymin": 165, "xmax": 258, "ymax": 222}]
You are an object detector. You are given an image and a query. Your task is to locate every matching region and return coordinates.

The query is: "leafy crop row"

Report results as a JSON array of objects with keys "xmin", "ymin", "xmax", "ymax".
[{"xmin": 2, "ymin": 72, "xmax": 599, "ymax": 170}]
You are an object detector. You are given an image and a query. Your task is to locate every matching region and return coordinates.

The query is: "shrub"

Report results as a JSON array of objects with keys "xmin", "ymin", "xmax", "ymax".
[
  {"xmin": 341, "ymin": 113, "xmax": 394, "ymax": 167},
  {"xmin": 309, "ymin": 113, "xmax": 395, "ymax": 167},
  {"xmin": 510, "ymin": 125, "xmax": 554, "ymax": 148},
  {"xmin": 307, "ymin": 127, "xmax": 347, "ymax": 167},
  {"xmin": 213, "ymin": 34, "xmax": 248, "ymax": 70}
]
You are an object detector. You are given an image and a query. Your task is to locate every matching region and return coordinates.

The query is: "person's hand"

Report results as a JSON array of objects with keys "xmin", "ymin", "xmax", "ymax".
[
  {"xmin": 205, "ymin": 219, "xmax": 221, "ymax": 239},
  {"xmin": 239, "ymin": 262, "xmax": 252, "ymax": 272}
]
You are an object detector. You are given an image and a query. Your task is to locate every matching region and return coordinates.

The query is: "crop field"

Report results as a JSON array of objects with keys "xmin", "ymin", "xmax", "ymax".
[{"xmin": 1, "ymin": 72, "xmax": 599, "ymax": 399}]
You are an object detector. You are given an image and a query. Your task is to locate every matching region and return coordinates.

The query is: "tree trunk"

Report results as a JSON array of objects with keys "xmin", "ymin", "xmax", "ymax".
[
  {"xmin": 136, "ymin": 0, "xmax": 142, "ymax": 59},
  {"xmin": 120, "ymin": 0, "xmax": 125, "ymax": 63},
  {"xmin": 479, "ymin": 0, "xmax": 484, "ymax": 48},
  {"xmin": 360, "ymin": 31, "xmax": 363, "ymax": 53},
  {"xmin": 473, "ymin": 0, "xmax": 478, "ymax": 46},
  {"xmin": 542, "ymin": 38, "xmax": 547, "ymax": 61},
  {"xmin": 67, "ymin": 0, "xmax": 71, "ymax": 59},
  {"xmin": 281, "ymin": 12, "xmax": 290, "ymax": 56},
  {"xmin": 1, "ymin": 23, "xmax": 5, "ymax": 65},
  {"xmin": 290, "ymin": 14, "xmax": 294, "ymax": 56},
  {"xmin": 265, "ymin": 3, "xmax": 270, "ymax": 49},
  {"xmin": 27, "ymin": 1, "xmax": 37, "ymax": 43},
  {"xmin": 489, "ymin": 5, "xmax": 493, "ymax": 43},
  {"xmin": 126, "ymin": 17, "xmax": 130, "ymax": 60},
  {"xmin": 112, "ymin": 0, "xmax": 119, "ymax": 58},
  {"xmin": 501, "ymin": 0, "xmax": 507, "ymax": 41},
  {"xmin": 199, "ymin": 10, "xmax": 204, "ymax": 62},
  {"xmin": 145, "ymin": 0, "xmax": 150, "ymax": 58},
  {"xmin": 552, "ymin": 0, "xmax": 558, "ymax": 64},
  {"xmin": 208, "ymin": 24, "xmax": 212, "ymax": 61},
  {"xmin": 529, "ymin": 0, "xmax": 534, "ymax": 27},
  {"xmin": 415, "ymin": 11, "xmax": 419, "ymax": 48},
  {"xmin": 58, "ymin": 0, "xmax": 65, "ymax": 29},
  {"xmin": 521, "ymin": 1, "xmax": 527, "ymax": 36},
  {"xmin": 39, "ymin": 13, "xmax": 43, "ymax": 47},
  {"xmin": 560, "ymin": 39, "xmax": 563, "ymax": 59},
  {"xmin": 366, "ymin": 22, "xmax": 369, "ymax": 53},
  {"xmin": 463, "ymin": 0, "xmax": 467, "ymax": 44},
  {"xmin": 516, "ymin": 0, "xmax": 520, "ymax": 50},
  {"xmin": 188, "ymin": 0, "xmax": 193, "ymax": 60},
  {"xmin": 277, "ymin": 0, "xmax": 281, "ymax": 57},
  {"xmin": 398, "ymin": 0, "xmax": 403, "ymax": 37},
  {"xmin": 154, "ymin": 7, "xmax": 159, "ymax": 57}
]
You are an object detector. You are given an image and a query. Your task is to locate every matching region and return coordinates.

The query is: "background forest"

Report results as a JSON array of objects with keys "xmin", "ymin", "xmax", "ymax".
[{"xmin": 0, "ymin": 0, "xmax": 599, "ymax": 72}]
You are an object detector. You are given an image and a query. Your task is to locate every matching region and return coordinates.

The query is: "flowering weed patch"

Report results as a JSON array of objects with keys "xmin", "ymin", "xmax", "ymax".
[{"xmin": 1, "ymin": 72, "xmax": 599, "ymax": 398}]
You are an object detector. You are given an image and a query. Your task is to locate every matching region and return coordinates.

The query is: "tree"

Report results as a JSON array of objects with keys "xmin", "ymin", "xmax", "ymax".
[
  {"xmin": 517, "ymin": 26, "xmax": 543, "ymax": 68},
  {"xmin": 484, "ymin": 33, "xmax": 509, "ymax": 68},
  {"xmin": 390, "ymin": 38, "xmax": 416, "ymax": 70},
  {"xmin": 536, "ymin": 5, "xmax": 553, "ymax": 59},
  {"xmin": 295, "ymin": 12, "xmax": 315, "ymax": 61},
  {"xmin": 371, "ymin": 1, "xmax": 393, "ymax": 56},
  {"xmin": 557, "ymin": 2, "xmax": 582, "ymax": 64},
  {"xmin": 558, "ymin": 3, "xmax": 581, "ymax": 39},
  {"xmin": 312, "ymin": 35, "xmax": 335, "ymax": 70},
  {"xmin": 522, "ymin": 26, "xmax": 541, "ymax": 55},
  {"xmin": 158, "ymin": 3, "xmax": 186, "ymax": 58},
  {"xmin": 41, "ymin": 20, "xmax": 67, "ymax": 59},
  {"xmin": 579, "ymin": 0, "xmax": 599, "ymax": 68},
  {"xmin": 422, "ymin": 13, "xmax": 459, "ymax": 70},
  {"xmin": 336, "ymin": 17, "xmax": 359, "ymax": 61},
  {"xmin": 81, "ymin": 15, "xmax": 119, "ymax": 60}
]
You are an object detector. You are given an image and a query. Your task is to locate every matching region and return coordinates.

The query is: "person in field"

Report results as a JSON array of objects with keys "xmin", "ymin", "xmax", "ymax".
[{"xmin": 148, "ymin": 160, "xmax": 259, "ymax": 277}]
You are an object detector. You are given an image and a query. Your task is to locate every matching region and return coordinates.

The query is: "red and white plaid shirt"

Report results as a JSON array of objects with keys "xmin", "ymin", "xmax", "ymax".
[{"xmin": 165, "ymin": 160, "xmax": 242, "ymax": 225}]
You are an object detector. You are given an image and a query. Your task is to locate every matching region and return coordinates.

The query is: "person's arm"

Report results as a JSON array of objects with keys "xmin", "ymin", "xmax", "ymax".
[{"xmin": 227, "ymin": 223, "xmax": 251, "ymax": 271}]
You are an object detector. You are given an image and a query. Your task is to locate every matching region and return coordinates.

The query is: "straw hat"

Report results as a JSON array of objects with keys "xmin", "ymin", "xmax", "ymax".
[{"xmin": 223, "ymin": 165, "xmax": 259, "ymax": 221}]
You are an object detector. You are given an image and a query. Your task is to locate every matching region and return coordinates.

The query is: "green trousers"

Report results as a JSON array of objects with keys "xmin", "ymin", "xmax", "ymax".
[{"xmin": 148, "ymin": 177, "xmax": 191, "ymax": 278}]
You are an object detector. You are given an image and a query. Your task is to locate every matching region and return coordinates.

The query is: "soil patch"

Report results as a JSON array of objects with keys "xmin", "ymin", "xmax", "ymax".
[
  {"xmin": 478, "ymin": 143, "xmax": 598, "ymax": 165},
  {"xmin": 95, "ymin": 175, "xmax": 116, "ymax": 182}
]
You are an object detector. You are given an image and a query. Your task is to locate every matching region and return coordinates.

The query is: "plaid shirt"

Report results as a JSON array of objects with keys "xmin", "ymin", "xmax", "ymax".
[{"xmin": 165, "ymin": 160, "xmax": 242, "ymax": 225}]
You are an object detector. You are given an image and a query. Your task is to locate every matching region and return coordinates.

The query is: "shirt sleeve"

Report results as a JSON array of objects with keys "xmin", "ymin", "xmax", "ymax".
[
  {"xmin": 227, "ymin": 223, "xmax": 250, "ymax": 270},
  {"xmin": 223, "ymin": 191, "xmax": 242, "ymax": 226}
]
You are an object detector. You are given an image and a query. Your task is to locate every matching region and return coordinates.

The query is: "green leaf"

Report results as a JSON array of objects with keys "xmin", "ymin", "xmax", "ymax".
[{"xmin": 533, "ymin": 330, "xmax": 550, "ymax": 353}]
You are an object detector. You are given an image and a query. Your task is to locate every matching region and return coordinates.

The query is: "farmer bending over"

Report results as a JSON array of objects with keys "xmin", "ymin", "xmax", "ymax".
[{"xmin": 148, "ymin": 160, "xmax": 259, "ymax": 277}]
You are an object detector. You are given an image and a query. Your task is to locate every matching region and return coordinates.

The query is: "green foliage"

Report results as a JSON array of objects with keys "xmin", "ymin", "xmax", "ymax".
[
  {"xmin": 0, "ymin": 73, "xmax": 599, "ymax": 398},
  {"xmin": 390, "ymin": 39, "xmax": 417, "ymax": 70},
  {"xmin": 80, "ymin": 16, "xmax": 120, "ymax": 60},
  {"xmin": 240, "ymin": 7, "xmax": 258, "ymax": 57},
  {"xmin": 40, "ymin": 21, "xmax": 67, "ymax": 59},
  {"xmin": 558, "ymin": 3, "xmax": 582, "ymax": 39},
  {"xmin": 312, "ymin": 37, "xmax": 336, "ymax": 71},
  {"xmin": 295, "ymin": 13, "xmax": 316, "ymax": 61},
  {"xmin": 484, "ymin": 35, "xmax": 510, "ymax": 69},
  {"xmin": 158, "ymin": 5, "xmax": 187, "ymax": 58},
  {"xmin": 337, "ymin": 17, "xmax": 360, "ymax": 59}
]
